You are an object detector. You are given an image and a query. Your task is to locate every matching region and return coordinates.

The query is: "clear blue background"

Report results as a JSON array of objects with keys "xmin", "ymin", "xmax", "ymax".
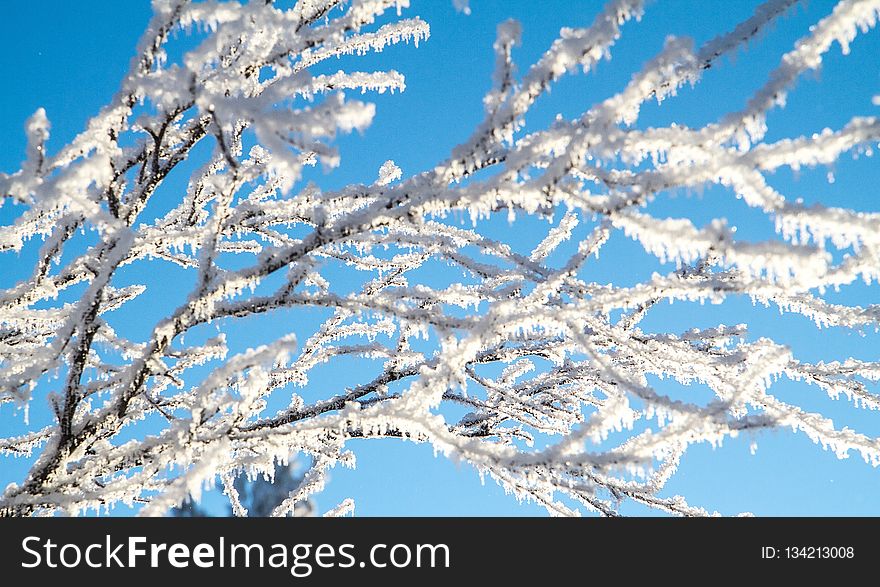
[{"xmin": 1, "ymin": 0, "xmax": 879, "ymax": 516}]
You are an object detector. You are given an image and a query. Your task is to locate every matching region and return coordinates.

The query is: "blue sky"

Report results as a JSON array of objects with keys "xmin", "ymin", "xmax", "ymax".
[{"xmin": 1, "ymin": 0, "xmax": 879, "ymax": 516}]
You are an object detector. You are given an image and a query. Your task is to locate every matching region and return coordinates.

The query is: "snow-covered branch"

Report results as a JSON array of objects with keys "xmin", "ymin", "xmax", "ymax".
[{"xmin": 1, "ymin": 0, "xmax": 879, "ymax": 517}]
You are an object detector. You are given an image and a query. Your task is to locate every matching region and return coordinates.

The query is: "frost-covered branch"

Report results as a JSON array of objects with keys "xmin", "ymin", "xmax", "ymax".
[{"xmin": 1, "ymin": 0, "xmax": 879, "ymax": 517}]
